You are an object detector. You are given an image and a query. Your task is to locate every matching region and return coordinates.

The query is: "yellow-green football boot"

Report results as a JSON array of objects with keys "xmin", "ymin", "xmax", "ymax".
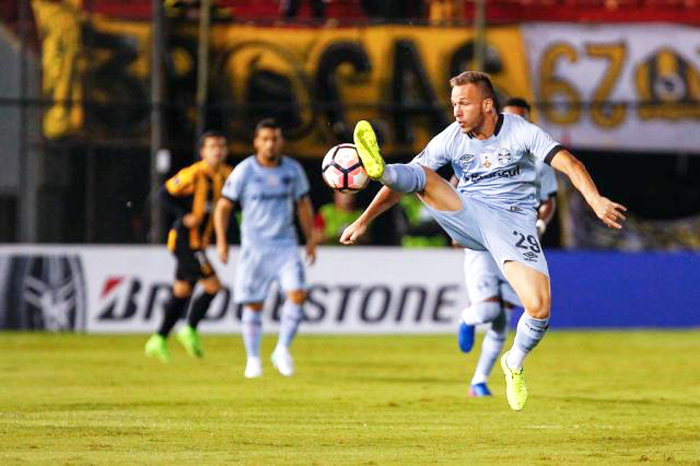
[
  {"xmin": 500, "ymin": 351, "xmax": 528, "ymax": 411},
  {"xmin": 176, "ymin": 324, "xmax": 204, "ymax": 358},
  {"xmin": 145, "ymin": 334, "xmax": 171, "ymax": 363},
  {"xmin": 353, "ymin": 120, "xmax": 385, "ymax": 180}
]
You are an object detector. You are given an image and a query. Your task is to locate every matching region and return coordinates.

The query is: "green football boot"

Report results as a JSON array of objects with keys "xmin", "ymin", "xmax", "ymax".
[
  {"xmin": 144, "ymin": 334, "xmax": 171, "ymax": 363},
  {"xmin": 353, "ymin": 120, "xmax": 385, "ymax": 180},
  {"xmin": 500, "ymin": 351, "xmax": 528, "ymax": 411},
  {"xmin": 176, "ymin": 324, "xmax": 204, "ymax": 358}
]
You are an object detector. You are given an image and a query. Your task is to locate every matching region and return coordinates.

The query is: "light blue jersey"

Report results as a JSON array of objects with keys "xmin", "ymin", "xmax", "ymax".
[
  {"xmin": 536, "ymin": 163, "xmax": 558, "ymax": 203},
  {"xmin": 222, "ymin": 155, "xmax": 310, "ymax": 246},
  {"xmin": 414, "ymin": 113, "xmax": 562, "ymax": 212}
]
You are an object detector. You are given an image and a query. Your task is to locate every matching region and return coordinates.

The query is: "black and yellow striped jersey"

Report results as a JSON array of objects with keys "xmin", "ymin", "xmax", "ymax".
[{"xmin": 163, "ymin": 160, "xmax": 233, "ymax": 251}]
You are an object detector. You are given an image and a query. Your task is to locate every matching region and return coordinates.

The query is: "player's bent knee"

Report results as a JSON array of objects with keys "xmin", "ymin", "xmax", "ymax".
[
  {"xmin": 173, "ymin": 281, "xmax": 193, "ymax": 298},
  {"xmin": 287, "ymin": 290, "xmax": 306, "ymax": 304},
  {"xmin": 522, "ymin": 294, "xmax": 551, "ymax": 319},
  {"xmin": 246, "ymin": 302, "xmax": 264, "ymax": 312},
  {"xmin": 201, "ymin": 277, "xmax": 221, "ymax": 294}
]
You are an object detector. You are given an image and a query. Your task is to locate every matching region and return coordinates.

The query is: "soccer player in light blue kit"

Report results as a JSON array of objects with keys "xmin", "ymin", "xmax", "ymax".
[
  {"xmin": 456, "ymin": 97, "xmax": 559, "ymax": 398},
  {"xmin": 214, "ymin": 118, "xmax": 317, "ymax": 379},
  {"xmin": 341, "ymin": 71, "xmax": 627, "ymax": 410}
]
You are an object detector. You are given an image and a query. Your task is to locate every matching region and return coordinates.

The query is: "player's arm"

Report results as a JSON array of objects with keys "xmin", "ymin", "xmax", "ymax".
[
  {"xmin": 339, "ymin": 186, "xmax": 403, "ymax": 245},
  {"xmin": 549, "ymin": 150, "xmax": 627, "ymax": 229},
  {"xmin": 214, "ymin": 197, "xmax": 234, "ymax": 264},
  {"xmin": 296, "ymin": 195, "xmax": 317, "ymax": 265},
  {"xmin": 536, "ymin": 196, "xmax": 556, "ymax": 237},
  {"xmin": 163, "ymin": 167, "xmax": 200, "ymax": 228}
]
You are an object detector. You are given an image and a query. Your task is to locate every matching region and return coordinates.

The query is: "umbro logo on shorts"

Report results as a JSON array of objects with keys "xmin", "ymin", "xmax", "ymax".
[{"xmin": 523, "ymin": 251, "xmax": 538, "ymax": 262}]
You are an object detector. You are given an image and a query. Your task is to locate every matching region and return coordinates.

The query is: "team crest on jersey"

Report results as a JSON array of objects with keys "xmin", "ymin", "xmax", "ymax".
[
  {"xmin": 458, "ymin": 154, "xmax": 475, "ymax": 169},
  {"xmin": 497, "ymin": 148, "xmax": 513, "ymax": 166}
]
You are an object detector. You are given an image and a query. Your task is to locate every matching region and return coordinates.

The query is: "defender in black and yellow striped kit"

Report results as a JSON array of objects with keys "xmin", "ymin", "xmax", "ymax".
[{"xmin": 145, "ymin": 131, "xmax": 233, "ymax": 362}]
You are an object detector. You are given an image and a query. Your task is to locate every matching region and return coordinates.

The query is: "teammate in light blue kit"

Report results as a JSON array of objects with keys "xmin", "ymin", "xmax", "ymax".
[
  {"xmin": 342, "ymin": 71, "xmax": 627, "ymax": 410},
  {"xmin": 214, "ymin": 118, "xmax": 316, "ymax": 379},
  {"xmin": 457, "ymin": 98, "xmax": 559, "ymax": 398}
]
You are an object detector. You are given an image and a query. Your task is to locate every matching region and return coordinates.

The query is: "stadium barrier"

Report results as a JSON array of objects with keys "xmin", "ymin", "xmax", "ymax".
[{"xmin": 0, "ymin": 245, "xmax": 697, "ymax": 332}]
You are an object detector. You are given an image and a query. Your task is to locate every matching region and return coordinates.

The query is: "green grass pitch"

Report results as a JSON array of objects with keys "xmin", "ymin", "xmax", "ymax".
[{"xmin": 1, "ymin": 331, "xmax": 699, "ymax": 464}]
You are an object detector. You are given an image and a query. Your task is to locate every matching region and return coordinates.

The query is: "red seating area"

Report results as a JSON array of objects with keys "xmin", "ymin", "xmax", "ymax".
[{"xmin": 1, "ymin": 0, "xmax": 700, "ymax": 24}]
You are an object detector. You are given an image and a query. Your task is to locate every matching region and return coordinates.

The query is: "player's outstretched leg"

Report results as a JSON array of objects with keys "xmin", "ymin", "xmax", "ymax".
[
  {"xmin": 354, "ymin": 120, "xmax": 427, "ymax": 193},
  {"xmin": 353, "ymin": 120, "xmax": 385, "ymax": 179},
  {"xmin": 272, "ymin": 298, "xmax": 304, "ymax": 376},
  {"xmin": 242, "ymin": 306, "xmax": 263, "ymax": 378}
]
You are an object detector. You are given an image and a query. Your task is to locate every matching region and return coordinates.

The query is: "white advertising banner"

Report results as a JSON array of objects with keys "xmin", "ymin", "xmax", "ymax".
[
  {"xmin": 521, "ymin": 23, "xmax": 700, "ymax": 153},
  {"xmin": 0, "ymin": 245, "xmax": 468, "ymax": 334}
]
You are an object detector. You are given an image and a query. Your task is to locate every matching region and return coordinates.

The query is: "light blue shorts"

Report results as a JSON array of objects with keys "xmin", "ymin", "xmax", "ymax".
[
  {"xmin": 234, "ymin": 243, "xmax": 306, "ymax": 304},
  {"xmin": 463, "ymin": 248, "xmax": 521, "ymax": 306},
  {"xmin": 424, "ymin": 194, "xmax": 549, "ymax": 278}
]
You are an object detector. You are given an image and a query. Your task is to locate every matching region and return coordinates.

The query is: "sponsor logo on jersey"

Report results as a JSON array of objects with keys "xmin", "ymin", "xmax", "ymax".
[{"xmin": 468, "ymin": 166, "xmax": 520, "ymax": 184}]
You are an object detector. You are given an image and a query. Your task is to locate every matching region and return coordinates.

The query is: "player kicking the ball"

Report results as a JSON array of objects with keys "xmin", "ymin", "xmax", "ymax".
[
  {"xmin": 456, "ymin": 97, "xmax": 559, "ymax": 398},
  {"xmin": 342, "ymin": 71, "xmax": 626, "ymax": 410}
]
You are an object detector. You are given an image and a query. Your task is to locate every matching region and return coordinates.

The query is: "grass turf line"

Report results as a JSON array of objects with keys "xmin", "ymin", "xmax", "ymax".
[{"xmin": 1, "ymin": 331, "xmax": 699, "ymax": 464}]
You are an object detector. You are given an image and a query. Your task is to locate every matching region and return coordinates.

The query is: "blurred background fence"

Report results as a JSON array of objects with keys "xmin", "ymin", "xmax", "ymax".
[{"xmin": 1, "ymin": 0, "xmax": 699, "ymax": 248}]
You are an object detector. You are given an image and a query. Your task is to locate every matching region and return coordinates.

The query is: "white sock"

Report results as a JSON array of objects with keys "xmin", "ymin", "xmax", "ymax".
[
  {"xmin": 241, "ymin": 307, "xmax": 262, "ymax": 358},
  {"xmin": 277, "ymin": 301, "xmax": 303, "ymax": 349},
  {"xmin": 506, "ymin": 346, "xmax": 528, "ymax": 371}
]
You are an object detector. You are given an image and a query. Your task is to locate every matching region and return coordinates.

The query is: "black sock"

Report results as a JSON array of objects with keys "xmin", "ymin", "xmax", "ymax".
[
  {"xmin": 158, "ymin": 295, "xmax": 189, "ymax": 337},
  {"xmin": 187, "ymin": 292, "xmax": 217, "ymax": 329}
]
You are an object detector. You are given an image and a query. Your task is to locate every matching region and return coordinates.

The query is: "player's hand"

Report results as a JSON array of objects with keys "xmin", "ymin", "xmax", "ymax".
[
  {"xmin": 536, "ymin": 219, "xmax": 547, "ymax": 238},
  {"xmin": 305, "ymin": 241, "xmax": 316, "ymax": 266},
  {"xmin": 339, "ymin": 220, "xmax": 367, "ymax": 245},
  {"xmin": 183, "ymin": 214, "xmax": 201, "ymax": 229},
  {"xmin": 217, "ymin": 240, "xmax": 229, "ymax": 264},
  {"xmin": 591, "ymin": 196, "xmax": 627, "ymax": 229}
]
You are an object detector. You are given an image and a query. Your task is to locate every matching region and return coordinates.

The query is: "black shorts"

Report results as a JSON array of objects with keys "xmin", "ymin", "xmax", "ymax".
[{"xmin": 170, "ymin": 230, "xmax": 216, "ymax": 282}]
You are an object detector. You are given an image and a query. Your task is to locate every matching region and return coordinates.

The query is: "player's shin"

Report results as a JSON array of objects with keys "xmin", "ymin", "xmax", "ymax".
[
  {"xmin": 158, "ymin": 295, "xmax": 190, "ymax": 337},
  {"xmin": 472, "ymin": 312, "xmax": 508, "ymax": 385},
  {"xmin": 277, "ymin": 301, "xmax": 303, "ymax": 349},
  {"xmin": 242, "ymin": 307, "xmax": 263, "ymax": 358},
  {"xmin": 380, "ymin": 163, "xmax": 426, "ymax": 193},
  {"xmin": 188, "ymin": 291, "xmax": 217, "ymax": 329},
  {"xmin": 506, "ymin": 313, "xmax": 549, "ymax": 370}
]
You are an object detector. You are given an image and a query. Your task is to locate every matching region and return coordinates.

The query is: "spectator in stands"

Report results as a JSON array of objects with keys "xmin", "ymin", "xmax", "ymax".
[
  {"xmin": 314, "ymin": 191, "xmax": 365, "ymax": 244},
  {"xmin": 280, "ymin": 0, "xmax": 327, "ymax": 20},
  {"xmin": 428, "ymin": 0, "xmax": 464, "ymax": 24}
]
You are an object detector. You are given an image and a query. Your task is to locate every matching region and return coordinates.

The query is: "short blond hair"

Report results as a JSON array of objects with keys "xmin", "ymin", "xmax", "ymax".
[{"xmin": 449, "ymin": 71, "xmax": 496, "ymax": 103}]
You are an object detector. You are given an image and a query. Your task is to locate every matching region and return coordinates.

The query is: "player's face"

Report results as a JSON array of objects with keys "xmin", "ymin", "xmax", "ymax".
[
  {"xmin": 254, "ymin": 127, "xmax": 284, "ymax": 161},
  {"xmin": 503, "ymin": 105, "xmax": 530, "ymax": 121},
  {"xmin": 451, "ymin": 83, "xmax": 493, "ymax": 134},
  {"xmin": 200, "ymin": 136, "xmax": 227, "ymax": 168}
]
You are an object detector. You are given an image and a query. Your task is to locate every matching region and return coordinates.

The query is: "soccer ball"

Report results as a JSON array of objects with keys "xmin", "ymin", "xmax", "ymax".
[{"xmin": 321, "ymin": 143, "xmax": 369, "ymax": 192}]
